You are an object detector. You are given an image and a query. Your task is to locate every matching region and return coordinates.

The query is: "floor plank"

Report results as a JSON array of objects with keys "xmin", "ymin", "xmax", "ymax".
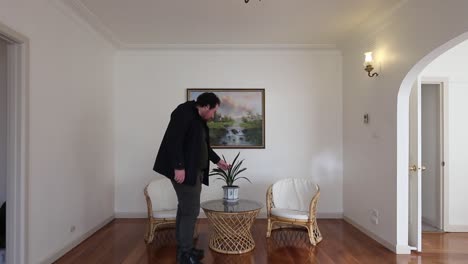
[{"xmin": 54, "ymin": 219, "xmax": 468, "ymax": 264}]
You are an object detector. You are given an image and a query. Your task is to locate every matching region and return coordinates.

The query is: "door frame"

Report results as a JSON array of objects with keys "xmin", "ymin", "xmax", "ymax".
[
  {"xmin": 0, "ymin": 21, "xmax": 29, "ymax": 264},
  {"xmin": 421, "ymin": 77, "xmax": 449, "ymax": 232},
  {"xmin": 408, "ymin": 78, "xmax": 422, "ymax": 251},
  {"xmin": 397, "ymin": 32, "xmax": 468, "ymax": 254}
]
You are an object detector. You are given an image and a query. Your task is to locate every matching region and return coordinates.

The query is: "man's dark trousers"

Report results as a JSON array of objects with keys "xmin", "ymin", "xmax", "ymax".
[{"xmin": 171, "ymin": 171, "xmax": 203, "ymax": 255}]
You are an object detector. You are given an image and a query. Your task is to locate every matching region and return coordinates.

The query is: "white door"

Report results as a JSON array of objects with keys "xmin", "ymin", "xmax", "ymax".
[
  {"xmin": 409, "ymin": 79, "xmax": 422, "ymax": 251},
  {"xmin": 421, "ymin": 83, "xmax": 443, "ymax": 231}
]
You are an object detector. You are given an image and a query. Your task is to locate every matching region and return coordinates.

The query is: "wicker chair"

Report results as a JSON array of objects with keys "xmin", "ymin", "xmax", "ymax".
[
  {"xmin": 144, "ymin": 177, "xmax": 178, "ymax": 243},
  {"xmin": 266, "ymin": 178, "xmax": 322, "ymax": 245}
]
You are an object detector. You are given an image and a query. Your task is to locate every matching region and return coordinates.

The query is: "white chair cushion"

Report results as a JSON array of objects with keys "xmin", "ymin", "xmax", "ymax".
[
  {"xmin": 271, "ymin": 208, "xmax": 309, "ymax": 220},
  {"xmin": 147, "ymin": 177, "xmax": 178, "ymax": 211},
  {"xmin": 153, "ymin": 209, "xmax": 177, "ymax": 219},
  {"xmin": 272, "ymin": 178, "xmax": 317, "ymax": 212}
]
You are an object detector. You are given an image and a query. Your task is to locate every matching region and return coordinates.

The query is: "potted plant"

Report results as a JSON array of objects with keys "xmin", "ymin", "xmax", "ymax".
[{"xmin": 209, "ymin": 152, "xmax": 251, "ymax": 202}]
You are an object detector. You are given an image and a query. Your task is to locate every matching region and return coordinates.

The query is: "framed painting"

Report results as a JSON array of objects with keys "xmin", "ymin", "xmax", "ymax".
[{"xmin": 187, "ymin": 88, "xmax": 265, "ymax": 149}]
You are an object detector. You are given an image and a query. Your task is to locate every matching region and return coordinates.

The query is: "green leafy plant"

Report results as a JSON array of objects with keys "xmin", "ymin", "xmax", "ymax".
[{"xmin": 209, "ymin": 152, "xmax": 251, "ymax": 186}]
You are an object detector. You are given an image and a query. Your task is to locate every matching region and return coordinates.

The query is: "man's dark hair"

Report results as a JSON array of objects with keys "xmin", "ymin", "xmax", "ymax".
[{"xmin": 195, "ymin": 92, "xmax": 220, "ymax": 109}]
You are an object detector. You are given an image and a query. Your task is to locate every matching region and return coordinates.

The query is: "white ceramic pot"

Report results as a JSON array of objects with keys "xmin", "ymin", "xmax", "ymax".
[{"xmin": 223, "ymin": 185, "xmax": 239, "ymax": 202}]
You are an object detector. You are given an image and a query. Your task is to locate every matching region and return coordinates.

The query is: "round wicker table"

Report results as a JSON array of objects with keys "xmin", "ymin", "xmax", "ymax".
[{"xmin": 201, "ymin": 199, "xmax": 262, "ymax": 254}]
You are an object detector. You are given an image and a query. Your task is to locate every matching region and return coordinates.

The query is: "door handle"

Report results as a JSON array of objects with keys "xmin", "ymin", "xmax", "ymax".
[{"xmin": 409, "ymin": 165, "xmax": 426, "ymax": 172}]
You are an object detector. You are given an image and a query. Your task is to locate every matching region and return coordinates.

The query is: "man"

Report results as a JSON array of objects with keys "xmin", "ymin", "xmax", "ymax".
[{"xmin": 153, "ymin": 92, "xmax": 230, "ymax": 264}]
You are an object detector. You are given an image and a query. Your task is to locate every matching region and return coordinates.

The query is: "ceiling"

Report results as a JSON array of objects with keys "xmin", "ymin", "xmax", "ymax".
[{"xmin": 65, "ymin": 0, "xmax": 403, "ymax": 48}]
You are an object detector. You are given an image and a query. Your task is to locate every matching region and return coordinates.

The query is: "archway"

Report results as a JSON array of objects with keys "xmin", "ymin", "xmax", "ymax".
[{"xmin": 397, "ymin": 31, "xmax": 468, "ymax": 251}]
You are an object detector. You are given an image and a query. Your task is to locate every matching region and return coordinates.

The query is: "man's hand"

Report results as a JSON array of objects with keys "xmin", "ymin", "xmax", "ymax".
[
  {"xmin": 174, "ymin": 169, "xmax": 185, "ymax": 184},
  {"xmin": 217, "ymin": 160, "xmax": 231, "ymax": 170}
]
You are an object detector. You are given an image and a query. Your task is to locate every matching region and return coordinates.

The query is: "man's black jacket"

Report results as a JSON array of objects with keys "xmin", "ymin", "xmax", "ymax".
[{"xmin": 153, "ymin": 101, "xmax": 220, "ymax": 186}]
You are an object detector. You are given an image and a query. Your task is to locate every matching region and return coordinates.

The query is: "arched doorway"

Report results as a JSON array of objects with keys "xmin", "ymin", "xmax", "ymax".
[{"xmin": 397, "ymin": 31, "xmax": 468, "ymax": 252}]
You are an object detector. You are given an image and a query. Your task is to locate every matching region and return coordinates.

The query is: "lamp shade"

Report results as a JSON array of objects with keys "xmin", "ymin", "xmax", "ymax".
[{"xmin": 364, "ymin": 52, "xmax": 373, "ymax": 66}]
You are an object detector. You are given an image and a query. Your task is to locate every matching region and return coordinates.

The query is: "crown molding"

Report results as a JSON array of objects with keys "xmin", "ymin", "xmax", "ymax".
[
  {"xmin": 59, "ymin": 0, "xmax": 122, "ymax": 48},
  {"xmin": 119, "ymin": 43, "xmax": 337, "ymax": 50}
]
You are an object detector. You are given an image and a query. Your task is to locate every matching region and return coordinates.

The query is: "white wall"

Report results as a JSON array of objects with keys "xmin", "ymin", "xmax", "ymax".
[
  {"xmin": 114, "ymin": 49, "xmax": 343, "ymax": 218},
  {"xmin": 0, "ymin": 1, "xmax": 115, "ymax": 263},
  {"xmin": 0, "ymin": 39, "xmax": 6, "ymax": 205},
  {"xmin": 421, "ymin": 84, "xmax": 440, "ymax": 228},
  {"xmin": 421, "ymin": 40, "xmax": 468, "ymax": 229},
  {"xmin": 341, "ymin": 0, "xmax": 468, "ymax": 253}
]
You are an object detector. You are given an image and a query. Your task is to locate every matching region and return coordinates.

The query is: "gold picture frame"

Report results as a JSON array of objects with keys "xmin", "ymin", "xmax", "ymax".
[{"xmin": 187, "ymin": 88, "xmax": 265, "ymax": 149}]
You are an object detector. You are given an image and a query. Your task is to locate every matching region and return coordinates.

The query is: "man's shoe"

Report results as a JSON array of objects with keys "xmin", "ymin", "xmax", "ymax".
[
  {"xmin": 177, "ymin": 248, "xmax": 203, "ymax": 262},
  {"xmin": 191, "ymin": 248, "xmax": 204, "ymax": 260},
  {"xmin": 180, "ymin": 252, "xmax": 202, "ymax": 264}
]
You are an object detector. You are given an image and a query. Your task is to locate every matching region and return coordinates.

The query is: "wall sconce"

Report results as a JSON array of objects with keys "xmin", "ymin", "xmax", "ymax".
[{"xmin": 364, "ymin": 52, "xmax": 379, "ymax": 77}]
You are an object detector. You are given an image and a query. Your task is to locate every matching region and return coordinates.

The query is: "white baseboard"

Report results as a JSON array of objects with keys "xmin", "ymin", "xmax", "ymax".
[
  {"xmin": 114, "ymin": 212, "xmax": 207, "ymax": 219},
  {"xmin": 343, "ymin": 216, "xmax": 411, "ymax": 254},
  {"xmin": 115, "ymin": 211, "xmax": 343, "ymax": 219},
  {"xmin": 445, "ymin": 225, "xmax": 468, "ymax": 232},
  {"xmin": 395, "ymin": 244, "xmax": 412, "ymax": 254},
  {"xmin": 253, "ymin": 211, "xmax": 342, "ymax": 219},
  {"xmin": 40, "ymin": 215, "xmax": 115, "ymax": 264}
]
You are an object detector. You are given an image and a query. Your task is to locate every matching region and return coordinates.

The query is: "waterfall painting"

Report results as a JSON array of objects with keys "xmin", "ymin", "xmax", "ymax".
[{"xmin": 187, "ymin": 88, "xmax": 265, "ymax": 149}]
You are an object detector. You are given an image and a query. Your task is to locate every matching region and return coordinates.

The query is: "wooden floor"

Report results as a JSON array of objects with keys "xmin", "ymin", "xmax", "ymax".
[{"xmin": 54, "ymin": 219, "xmax": 468, "ymax": 264}]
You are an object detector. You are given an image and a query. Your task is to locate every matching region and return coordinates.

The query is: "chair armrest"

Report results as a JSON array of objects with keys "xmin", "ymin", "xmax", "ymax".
[
  {"xmin": 308, "ymin": 184, "xmax": 320, "ymax": 220},
  {"xmin": 144, "ymin": 185, "xmax": 154, "ymax": 220},
  {"xmin": 266, "ymin": 184, "xmax": 274, "ymax": 217}
]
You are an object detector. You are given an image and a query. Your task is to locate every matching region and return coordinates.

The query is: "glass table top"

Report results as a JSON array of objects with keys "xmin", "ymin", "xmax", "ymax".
[{"xmin": 201, "ymin": 199, "xmax": 263, "ymax": 213}]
